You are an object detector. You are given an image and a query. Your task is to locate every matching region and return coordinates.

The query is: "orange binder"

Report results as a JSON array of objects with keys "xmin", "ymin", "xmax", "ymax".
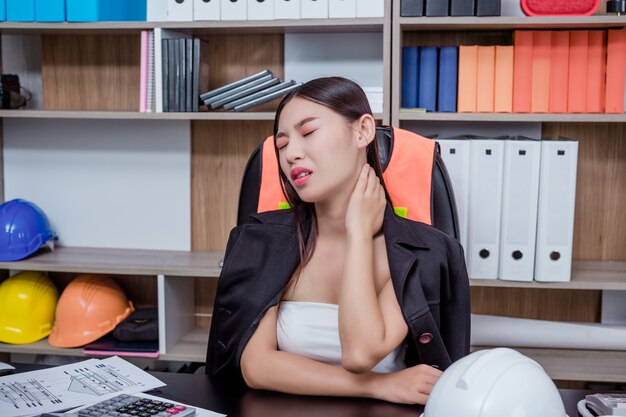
[
  {"xmin": 605, "ymin": 29, "xmax": 626, "ymax": 113},
  {"xmin": 458, "ymin": 45, "xmax": 478, "ymax": 112},
  {"xmin": 513, "ymin": 31, "xmax": 533, "ymax": 113},
  {"xmin": 494, "ymin": 45, "xmax": 514, "ymax": 113},
  {"xmin": 549, "ymin": 30, "xmax": 570, "ymax": 113},
  {"xmin": 586, "ymin": 30, "xmax": 606, "ymax": 113},
  {"xmin": 476, "ymin": 46, "xmax": 496, "ymax": 112},
  {"xmin": 568, "ymin": 30, "xmax": 589, "ymax": 113},
  {"xmin": 531, "ymin": 31, "xmax": 551, "ymax": 113}
]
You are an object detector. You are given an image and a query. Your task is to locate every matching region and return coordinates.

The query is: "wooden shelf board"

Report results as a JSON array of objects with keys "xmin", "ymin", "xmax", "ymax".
[
  {"xmin": 0, "ymin": 110, "xmax": 386, "ymax": 121},
  {"xmin": 399, "ymin": 110, "xmax": 626, "ymax": 122},
  {"xmin": 399, "ymin": 16, "xmax": 626, "ymax": 31},
  {"xmin": 0, "ymin": 246, "xmax": 223, "ymax": 277},
  {"xmin": 470, "ymin": 261, "xmax": 626, "ymax": 290},
  {"xmin": 0, "ymin": 339, "xmax": 84, "ymax": 357},
  {"xmin": 0, "ymin": 19, "xmax": 384, "ymax": 35},
  {"xmin": 160, "ymin": 327, "xmax": 209, "ymax": 362},
  {"xmin": 472, "ymin": 346, "xmax": 626, "ymax": 382}
]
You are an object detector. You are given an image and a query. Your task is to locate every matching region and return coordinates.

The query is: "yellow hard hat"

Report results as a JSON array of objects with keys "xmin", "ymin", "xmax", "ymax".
[{"xmin": 0, "ymin": 271, "xmax": 59, "ymax": 344}]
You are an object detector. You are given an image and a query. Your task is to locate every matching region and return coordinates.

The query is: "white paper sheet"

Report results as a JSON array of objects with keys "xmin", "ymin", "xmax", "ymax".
[
  {"xmin": 472, "ymin": 314, "xmax": 626, "ymax": 350},
  {"xmin": 0, "ymin": 357, "xmax": 165, "ymax": 417}
]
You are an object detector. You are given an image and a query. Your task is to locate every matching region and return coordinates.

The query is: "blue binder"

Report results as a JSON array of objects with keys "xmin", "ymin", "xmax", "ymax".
[
  {"xmin": 418, "ymin": 46, "xmax": 438, "ymax": 112},
  {"xmin": 438, "ymin": 46, "xmax": 458, "ymax": 112},
  {"xmin": 35, "ymin": 0, "xmax": 65, "ymax": 22},
  {"xmin": 7, "ymin": 0, "xmax": 35, "ymax": 21},
  {"xmin": 66, "ymin": 0, "xmax": 146, "ymax": 22},
  {"xmin": 401, "ymin": 46, "xmax": 419, "ymax": 108},
  {"xmin": 0, "ymin": 0, "xmax": 6, "ymax": 21}
]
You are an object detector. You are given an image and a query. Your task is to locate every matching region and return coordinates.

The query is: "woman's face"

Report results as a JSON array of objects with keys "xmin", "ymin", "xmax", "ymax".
[{"xmin": 275, "ymin": 97, "xmax": 363, "ymax": 204}]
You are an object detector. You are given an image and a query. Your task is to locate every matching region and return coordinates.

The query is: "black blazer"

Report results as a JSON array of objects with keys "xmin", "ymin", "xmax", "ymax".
[{"xmin": 206, "ymin": 204, "xmax": 471, "ymax": 383}]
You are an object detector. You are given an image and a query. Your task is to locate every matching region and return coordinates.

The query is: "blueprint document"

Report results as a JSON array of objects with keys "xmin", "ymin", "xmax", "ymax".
[{"xmin": 0, "ymin": 356, "xmax": 164, "ymax": 417}]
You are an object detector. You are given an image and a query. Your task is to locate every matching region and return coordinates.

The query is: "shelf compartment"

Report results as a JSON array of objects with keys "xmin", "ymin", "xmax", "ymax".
[
  {"xmin": 398, "ymin": 16, "xmax": 626, "ymax": 31},
  {"xmin": 471, "ymin": 261, "xmax": 626, "ymax": 290},
  {"xmin": 472, "ymin": 346, "xmax": 626, "ymax": 382},
  {"xmin": 398, "ymin": 110, "xmax": 626, "ymax": 122},
  {"xmin": 0, "ymin": 246, "xmax": 223, "ymax": 277}
]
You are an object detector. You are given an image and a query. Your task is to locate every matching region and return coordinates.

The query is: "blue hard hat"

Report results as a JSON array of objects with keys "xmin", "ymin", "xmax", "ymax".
[{"xmin": 0, "ymin": 199, "xmax": 58, "ymax": 262}]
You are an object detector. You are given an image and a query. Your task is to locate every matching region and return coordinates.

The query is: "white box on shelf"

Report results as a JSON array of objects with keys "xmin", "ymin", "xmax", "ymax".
[
  {"xmin": 194, "ymin": 0, "xmax": 221, "ymax": 20},
  {"xmin": 301, "ymin": 0, "xmax": 328, "ymax": 18},
  {"xmin": 499, "ymin": 138, "xmax": 541, "ymax": 282},
  {"xmin": 329, "ymin": 0, "xmax": 355, "ymax": 18},
  {"xmin": 534, "ymin": 140, "xmax": 578, "ymax": 282},
  {"xmin": 467, "ymin": 139, "xmax": 505, "ymax": 280},
  {"xmin": 248, "ymin": 0, "xmax": 274, "ymax": 20},
  {"xmin": 166, "ymin": 0, "xmax": 193, "ymax": 21},
  {"xmin": 274, "ymin": 0, "xmax": 300, "ymax": 19},
  {"xmin": 147, "ymin": 0, "xmax": 168, "ymax": 21},
  {"xmin": 221, "ymin": 0, "xmax": 247, "ymax": 20},
  {"xmin": 356, "ymin": 0, "xmax": 384, "ymax": 17}
]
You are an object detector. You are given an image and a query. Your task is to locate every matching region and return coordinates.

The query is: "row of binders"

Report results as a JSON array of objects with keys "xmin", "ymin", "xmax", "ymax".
[
  {"xmin": 402, "ymin": 29, "xmax": 626, "ymax": 114},
  {"xmin": 160, "ymin": 36, "xmax": 209, "ymax": 112},
  {"xmin": 437, "ymin": 137, "xmax": 578, "ymax": 282},
  {"xmin": 400, "ymin": 0, "xmax": 500, "ymax": 17},
  {"xmin": 200, "ymin": 70, "xmax": 301, "ymax": 112},
  {"xmin": 148, "ymin": 0, "xmax": 384, "ymax": 22},
  {"xmin": 0, "ymin": 0, "xmax": 145, "ymax": 22}
]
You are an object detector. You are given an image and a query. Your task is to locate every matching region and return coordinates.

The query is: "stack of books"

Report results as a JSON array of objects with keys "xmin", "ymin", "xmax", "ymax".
[{"xmin": 201, "ymin": 70, "xmax": 301, "ymax": 112}]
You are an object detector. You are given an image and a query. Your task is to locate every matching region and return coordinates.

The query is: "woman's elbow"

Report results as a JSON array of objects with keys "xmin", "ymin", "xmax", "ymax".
[
  {"xmin": 240, "ymin": 353, "xmax": 266, "ymax": 389},
  {"xmin": 341, "ymin": 349, "xmax": 378, "ymax": 374}
]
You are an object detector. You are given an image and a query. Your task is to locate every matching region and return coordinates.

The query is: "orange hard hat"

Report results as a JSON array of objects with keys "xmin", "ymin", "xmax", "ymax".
[{"xmin": 48, "ymin": 274, "xmax": 134, "ymax": 348}]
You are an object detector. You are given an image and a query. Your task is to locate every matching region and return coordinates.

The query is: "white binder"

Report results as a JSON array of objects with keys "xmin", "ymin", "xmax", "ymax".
[
  {"xmin": 221, "ymin": 0, "xmax": 247, "ymax": 20},
  {"xmin": 498, "ymin": 138, "xmax": 541, "ymax": 281},
  {"xmin": 329, "ymin": 0, "xmax": 355, "ymax": 18},
  {"xmin": 166, "ymin": 0, "xmax": 193, "ymax": 21},
  {"xmin": 467, "ymin": 139, "xmax": 505, "ymax": 280},
  {"xmin": 147, "ymin": 0, "xmax": 168, "ymax": 21},
  {"xmin": 356, "ymin": 0, "xmax": 384, "ymax": 17},
  {"xmin": 301, "ymin": 0, "xmax": 328, "ymax": 18},
  {"xmin": 437, "ymin": 139, "xmax": 471, "ymax": 256},
  {"xmin": 274, "ymin": 0, "xmax": 300, "ymax": 19},
  {"xmin": 194, "ymin": 0, "xmax": 220, "ymax": 20},
  {"xmin": 248, "ymin": 0, "xmax": 274, "ymax": 20},
  {"xmin": 534, "ymin": 140, "xmax": 578, "ymax": 282}
]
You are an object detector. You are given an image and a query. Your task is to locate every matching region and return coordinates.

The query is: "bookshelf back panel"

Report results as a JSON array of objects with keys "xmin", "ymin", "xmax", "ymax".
[
  {"xmin": 542, "ymin": 123, "xmax": 626, "ymax": 261},
  {"xmin": 198, "ymin": 34, "xmax": 284, "ymax": 113},
  {"xmin": 195, "ymin": 278, "xmax": 217, "ymax": 328},
  {"xmin": 471, "ymin": 287, "xmax": 601, "ymax": 322},
  {"xmin": 191, "ymin": 120, "xmax": 273, "ymax": 251},
  {"xmin": 403, "ymin": 30, "xmax": 513, "ymax": 47},
  {"xmin": 42, "ymin": 35, "xmax": 140, "ymax": 111}
]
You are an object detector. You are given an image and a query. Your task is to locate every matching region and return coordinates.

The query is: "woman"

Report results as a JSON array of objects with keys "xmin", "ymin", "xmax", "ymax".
[{"xmin": 206, "ymin": 77, "xmax": 470, "ymax": 405}]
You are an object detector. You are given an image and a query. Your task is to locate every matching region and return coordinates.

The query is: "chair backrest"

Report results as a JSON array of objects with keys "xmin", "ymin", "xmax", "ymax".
[{"xmin": 237, "ymin": 126, "xmax": 460, "ymax": 239}]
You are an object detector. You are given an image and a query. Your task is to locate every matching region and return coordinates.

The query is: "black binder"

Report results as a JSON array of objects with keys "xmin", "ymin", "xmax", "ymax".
[
  {"xmin": 451, "ymin": 0, "xmax": 475, "ymax": 16},
  {"xmin": 425, "ymin": 0, "xmax": 449, "ymax": 16},
  {"xmin": 400, "ymin": 0, "xmax": 425, "ymax": 16},
  {"xmin": 476, "ymin": 0, "xmax": 501, "ymax": 15}
]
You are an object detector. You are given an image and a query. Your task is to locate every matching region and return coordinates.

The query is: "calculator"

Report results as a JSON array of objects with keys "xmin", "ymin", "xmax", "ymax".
[{"xmin": 76, "ymin": 393, "xmax": 196, "ymax": 417}]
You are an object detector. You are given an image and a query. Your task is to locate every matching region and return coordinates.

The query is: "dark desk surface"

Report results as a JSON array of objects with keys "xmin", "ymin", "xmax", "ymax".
[{"xmin": 8, "ymin": 363, "xmax": 591, "ymax": 417}]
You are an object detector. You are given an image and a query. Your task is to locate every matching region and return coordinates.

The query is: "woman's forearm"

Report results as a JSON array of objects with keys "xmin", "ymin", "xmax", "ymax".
[
  {"xmin": 338, "ymin": 232, "xmax": 387, "ymax": 371},
  {"xmin": 241, "ymin": 347, "xmax": 379, "ymax": 398}
]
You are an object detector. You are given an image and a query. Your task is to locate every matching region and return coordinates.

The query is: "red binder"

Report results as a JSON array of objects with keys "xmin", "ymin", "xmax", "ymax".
[
  {"xmin": 531, "ymin": 31, "xmax": 551, "ymax": 113},
  {"xmin": 513, "ymin": 31, "xmax": 533, "ymax": 113},
  {"xmin": 458, "ymin": 45, "xmax": 478, "ymax": 112},
  {"xmin": 605, "ymin": 29, "xmax": 626, "ymax": 114},
  {"xmin": 586, "ymin": 30, "xmax": 607, "ymax": 113},
  {"xmin": 568, "ymin": 30, "xmax": 588, "ymax": 113},
  {"xmin": 476, "ymin": 46, "xmax": 496, "ymax": 113},
  {"xmin": 549, "ymin": 31, "xmax": 570, "ymax": 113}
]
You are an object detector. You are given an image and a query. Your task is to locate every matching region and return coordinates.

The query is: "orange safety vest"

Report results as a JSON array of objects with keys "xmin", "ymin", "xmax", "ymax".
[{"xmin": 257, "ymin": 127, "xmax": 435, "ymax": 225}]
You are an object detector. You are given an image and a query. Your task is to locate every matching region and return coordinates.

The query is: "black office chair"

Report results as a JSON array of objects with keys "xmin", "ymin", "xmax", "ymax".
[{"xmin": 236, "ymin": 126, "xmax": 460, "ymax": 240}]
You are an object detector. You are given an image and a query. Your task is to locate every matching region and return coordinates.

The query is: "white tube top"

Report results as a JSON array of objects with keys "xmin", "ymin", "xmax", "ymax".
[{"xmin": 276, "ymin": 301, "xmax": 407, "ymax": 373}]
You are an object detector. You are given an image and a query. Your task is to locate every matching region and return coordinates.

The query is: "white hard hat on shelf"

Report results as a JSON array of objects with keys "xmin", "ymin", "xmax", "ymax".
[{"xmin": 422, "ymin": 348, "xmax": 568, "ymax": 417}]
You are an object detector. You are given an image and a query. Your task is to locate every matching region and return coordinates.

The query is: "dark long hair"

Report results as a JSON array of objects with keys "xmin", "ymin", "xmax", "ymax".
[{"xmin": 273, "ymin": 77, "xmax": 390, "ymax": 281}]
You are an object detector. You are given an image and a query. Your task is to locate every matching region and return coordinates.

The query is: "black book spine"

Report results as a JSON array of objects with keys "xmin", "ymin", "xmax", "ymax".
[
  {"xmin": 475, "ymin": 0, "xmax": 500, "ymax": 16},
  {"xmin": 162, "ymin": 39, "xmax": 170, "ymax": 112},
  {"xmin": 168, "ymin": 39, "xmax": 176, "ymax": 113},
  {"xmin": 450, "ymin": 0, "xmax": 474, "ymax": 16},
  {"xmin": 192, "ymin": 39, "xmax": 200, "ymax": 112},
  {"xmin": 400, "ymin": 0, "xmax": 424, "ymax": 16},
  {"xmin": 425, "ymin": 0, "xmax": 449, "ymax": 16},
  {"xmin": 177, "ymin": 38, "xmax": 185, "ymax": 112},
  {"xmin": 186, "ymin": 38, "xmax": 193, "ymax": 112}
]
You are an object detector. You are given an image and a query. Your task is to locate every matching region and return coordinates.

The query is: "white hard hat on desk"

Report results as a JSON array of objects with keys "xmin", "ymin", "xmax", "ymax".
[{"xmin": 421, "ymin": 348, "xmax": 568, "ymax": 417}]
